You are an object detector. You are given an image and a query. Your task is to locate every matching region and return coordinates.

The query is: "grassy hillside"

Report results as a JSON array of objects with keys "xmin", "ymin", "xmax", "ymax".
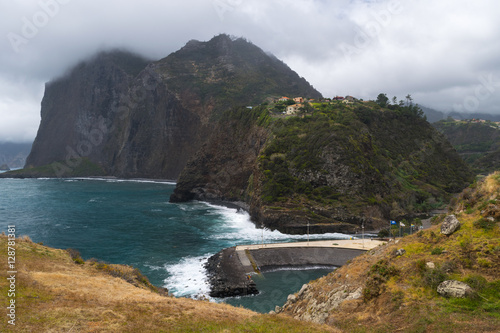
[
  {"xmin": 279, "ymin": 172, "xmax": 500, "ymax": 332},
  {"xmin": 433, "ymin": 119, "xmax": 500, "ymax": 174},
  {"xmin": 0, "ymin": 235, "xmax": 335, "ymax": 332}
]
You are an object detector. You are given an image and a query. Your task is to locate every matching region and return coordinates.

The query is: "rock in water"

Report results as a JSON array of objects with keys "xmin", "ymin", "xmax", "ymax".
[
  {"xmin": 441, "ymin": 215, "xmax": 461, "ymax": 235},
  {"xmin": 437, "ymin": 280, "xmax": 473, "ymax": 298}
]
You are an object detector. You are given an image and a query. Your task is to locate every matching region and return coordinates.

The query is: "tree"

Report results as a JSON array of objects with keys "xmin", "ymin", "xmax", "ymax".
[
  {"xmin": 405, "ymin": 94, "xmax": 413, "ymax": 106},
  {"xmin": 376, "ymin": 93, "xmax": 389, "ymax": 107},
  {"xmin": 392, "ymin": 96, "xmax": 397, "ymax": 105}
]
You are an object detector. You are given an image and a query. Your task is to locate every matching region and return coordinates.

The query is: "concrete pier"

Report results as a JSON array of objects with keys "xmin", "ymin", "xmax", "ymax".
[{"xmin": 206, "ymin": 239, "xmax": 385, "ymax": 297}]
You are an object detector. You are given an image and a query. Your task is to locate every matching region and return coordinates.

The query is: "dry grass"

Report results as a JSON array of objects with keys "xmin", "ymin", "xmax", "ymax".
[
  {"xmin": 0, "ymin": 236, "xmax": 335, "ymax": 332},
  {"xmin": 280, "ymin": 173, "xmax": 500, "ymax": 332}
]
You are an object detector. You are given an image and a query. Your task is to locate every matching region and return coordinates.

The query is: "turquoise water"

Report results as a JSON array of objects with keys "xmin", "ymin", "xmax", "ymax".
[{"xmin": 0, "ymin": 178, "xmax": 346, "ymax": 312}]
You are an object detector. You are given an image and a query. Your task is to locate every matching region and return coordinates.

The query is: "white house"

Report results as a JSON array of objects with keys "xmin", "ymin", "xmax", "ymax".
[{"xmin": 286, "ymin": 104, "xmax": 303, "ymax": 115}]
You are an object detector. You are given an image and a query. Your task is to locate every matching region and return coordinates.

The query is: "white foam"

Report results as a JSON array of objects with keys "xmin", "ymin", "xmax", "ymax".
[
  {"xmin": 163, "ymin": 255, "xmax": 212, "ymax": 299},
  {"xmin": 69, "ymin": 177, "xmax": 176, "ymax": 185},
  {"xmin": 202, "ymin": 202, "xmax": 354, "ymax": 244}
]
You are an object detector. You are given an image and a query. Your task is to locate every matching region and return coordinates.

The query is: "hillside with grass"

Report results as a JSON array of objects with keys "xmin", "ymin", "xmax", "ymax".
[
  {"xmin": 433, "ymin": 119, "xmax": 500, "ymax": 174},
  {"xmin": 277, "ymin": 172, "xmax": 500, "ymax": 332},
  {"xmin": 0, "ymin": 235, "xmax": 335, "ymax": 332},
  {"xmin": 172, "ymin": 101, "xmax": 473, "ymax": 233}
]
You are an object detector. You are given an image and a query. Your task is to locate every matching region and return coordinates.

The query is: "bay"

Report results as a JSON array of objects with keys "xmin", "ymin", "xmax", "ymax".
[{"xmin": 0, "ymin": 178, "xmax": 349, "ymax": 312}]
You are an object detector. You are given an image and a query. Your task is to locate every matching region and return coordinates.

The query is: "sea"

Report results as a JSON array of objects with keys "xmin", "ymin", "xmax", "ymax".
[{"xmin": 0, "ymin": 176, "xmax": 354, "ymax": 313}]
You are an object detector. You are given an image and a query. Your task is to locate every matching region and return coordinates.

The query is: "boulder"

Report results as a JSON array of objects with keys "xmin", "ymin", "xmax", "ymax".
[
  {"xmin": 437, "ymin": 280, "xmax": 473, "ymax": 298},
  {"xmin": 441, "ymin": 215, "xmax": 461, "ymax": 235},
  {"xmin": 395, "ymin": 248, "xmax": 406, "ymax": 256}
]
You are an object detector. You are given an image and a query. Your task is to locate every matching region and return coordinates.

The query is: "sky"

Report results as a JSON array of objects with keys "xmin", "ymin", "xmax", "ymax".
[{"xmin": 1, "ymin": 0, "xmax": 499, "ymax": 143}]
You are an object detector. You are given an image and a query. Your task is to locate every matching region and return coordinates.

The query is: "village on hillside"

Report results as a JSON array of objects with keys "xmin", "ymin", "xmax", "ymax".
[
  {"xmin": 448, "ymin": 117, "xmax": 500, "ymax": 128},
  {"xmin": 266, "ymin": 95, "xmax": 360, "ymax": 115}
]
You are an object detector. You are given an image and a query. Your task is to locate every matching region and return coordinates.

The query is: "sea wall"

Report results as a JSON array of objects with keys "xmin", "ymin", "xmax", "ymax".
[
  {"xmin": 205, "ymin": 245, "xmax": 366, "ymax": 298},
  {"xmin": 250, "ymin": 247, "xmax": 365, "ymax": 272}
]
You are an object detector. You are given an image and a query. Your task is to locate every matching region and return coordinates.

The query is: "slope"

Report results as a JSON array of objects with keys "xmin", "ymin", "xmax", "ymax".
[
  {"xmin": 433, "ymin": 119, "xmax": 500, "ymax": 174},
  {"xmin": 0, "ymin": 235, "xmax": 335, "ymax": 332},
  {"xmin": 277, "ymin": 172, "xmax": 500, "ymax": 332}
]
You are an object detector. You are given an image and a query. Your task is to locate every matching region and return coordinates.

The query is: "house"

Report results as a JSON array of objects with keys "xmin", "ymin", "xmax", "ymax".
[
  {"xmin": 286, "ymin": 104, "xmax": 304, "ymax": 115},
  {"xmin": 293, "ymin": 97, "xmax": 304, "ymax": 104},
  {"xmin": 342, "ymin": 99, "xmax": 351, "ymax": 104},
  {"xmin": 345, "ymin": 96, "xmax": 356, "ymax": 102},
  {"xmin": 333, "ymin": 96, "xmax": 345, "ymax": 101},
  {"xmin": 278, "ymin": 96, "xmax": 290, "ymax": 102}
]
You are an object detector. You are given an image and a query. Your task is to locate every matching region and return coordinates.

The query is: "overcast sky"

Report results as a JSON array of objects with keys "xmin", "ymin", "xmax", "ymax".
[{"xmin": 1, "ymin": 0, "xmax": 499, "ymax": 142}]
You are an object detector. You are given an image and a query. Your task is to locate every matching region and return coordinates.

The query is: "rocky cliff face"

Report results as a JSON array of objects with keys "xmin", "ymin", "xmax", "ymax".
[
  {"xmin": 171, "ymin": 103, "xmax": 474, "ymax": 233},
  {"xmin": 0, "ymin": 142, "xmax": 31, "ymax": 168},
  {"xmin": 24, "ymin": 34, "xmax": 321, "ymax": 179}
]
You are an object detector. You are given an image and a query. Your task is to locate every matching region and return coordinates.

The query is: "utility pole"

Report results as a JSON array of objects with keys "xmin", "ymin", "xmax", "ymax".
[
  {"xmin": 362, "ymin": 222, "xmax": 365, "ymax": 248},
  {"xmin": 307, "ymin": 221, "xmax": 310, "ymax": 246},
  {"xmin": 261, "ymin": 223, "xmax": 264, "ymax": 248}
]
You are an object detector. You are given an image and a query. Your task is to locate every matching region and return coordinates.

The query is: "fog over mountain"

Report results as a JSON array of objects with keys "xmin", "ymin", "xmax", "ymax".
[{"xmin": 1, "ymin": 0, "xmax": 499, "ymax": 142}]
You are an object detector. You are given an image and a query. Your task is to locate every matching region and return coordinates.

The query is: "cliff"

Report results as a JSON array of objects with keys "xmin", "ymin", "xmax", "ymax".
[
  {"xmin": 20, "ymin": 34, "xmax": 321, "ymax": 179},
  {"xmin": 275, "ymin": 172, "xmax": 500, "ymax": 332},
  {"xmin": 171, "ymin": 102, "xmax": 474, "ymax": 233},
  {"xmin": 0, "ymin": 142, "xmax": 31, "ymax": 169}
]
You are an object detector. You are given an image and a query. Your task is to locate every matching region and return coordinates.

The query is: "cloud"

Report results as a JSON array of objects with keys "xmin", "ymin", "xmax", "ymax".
[{"xmin": 0, "ymin": 0, "xmax": 499, "ymax": 142}]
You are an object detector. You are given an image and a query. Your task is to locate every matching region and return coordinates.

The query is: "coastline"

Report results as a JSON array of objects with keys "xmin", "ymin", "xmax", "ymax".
[
  {"xmin": 206, "ymin": 239, "xmax": 385, "ymax": 298},
  {"xmin": 0, "ymin": 174, "xmax": 177, "ymax": 184}
]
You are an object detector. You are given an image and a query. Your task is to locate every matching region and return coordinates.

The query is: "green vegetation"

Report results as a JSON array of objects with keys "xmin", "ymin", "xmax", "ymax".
[
  {"xmin": 159, "ymin": 34, "xmax": 321, "ymax": 116},
  {"xmin": 4, "ymin": 158, "xmax": 107, "ymax": 178},
  {"xmin": 433, "ymin": 119, "xmax": 500, "ymax": 174},
  {"xmin": 254, "ymin": 101, "xmax": 472, "ymax": 223},
  {"xmin": 301, "ymin": 172, "xmax": 500, "ymax": 332},
  {"xmin": 362, "ymin": 259, "xmax": 400, "ymax": 301}
]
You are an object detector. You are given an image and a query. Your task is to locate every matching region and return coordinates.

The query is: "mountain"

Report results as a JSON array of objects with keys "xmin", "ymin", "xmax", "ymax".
[
  {"xmin": 171, "ymin": 102, "xmax": 473, "ymax": 233},
  {"xmin": 420, "ymin": 105, "xmax": 447, "ymax": 123},
  {"xmin": 421, "ymin": 105, "xmax": 500, "ymax": 124},
  {"xmin": 433, "ymin": 119, "xmax": 500, "ymax": 174},
  {"xmin": 19, "ymin": 34, "xmax": 321, "ymax": 179},
  {"xmin": 0, "ymin": 142, "xmax": 32, "ymax": 169}
]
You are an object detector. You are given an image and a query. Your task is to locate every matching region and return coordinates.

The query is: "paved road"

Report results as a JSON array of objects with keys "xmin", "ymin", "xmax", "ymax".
[{"xmin": 235, "ymin": 239, "xmax": 385, "ymax": 252}]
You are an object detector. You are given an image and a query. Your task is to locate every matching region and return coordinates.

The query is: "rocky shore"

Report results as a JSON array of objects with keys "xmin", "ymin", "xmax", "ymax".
[{"xmin": 205, "ymin": 247, "xmax": 258, "ymax": 298}]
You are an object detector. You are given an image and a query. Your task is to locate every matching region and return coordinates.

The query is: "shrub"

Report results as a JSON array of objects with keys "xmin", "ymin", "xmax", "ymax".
[
  {"xmin": 477, "ymin": 258, "xmax": 492, "ymax": 268},
  {"xmin": 431, "ymin": 247, "xmax": 444, "ymax": 255},
  {"xmin": 464, "ymin": 275, "xmax": 487, "ymax": 291},
  {"xmin": 422, "ymin": 267, "xmax": 448, "ymax": 289},
  {"xmin": 378, "ymin": 229, "xmax": 390, "ymax": 238},
  {"xmin": 66, "ymin": 248, "xmax": 85, "ymax": 265},
  {"xmin": 473, "ymin": 218, "xmax": 496, "ymax": 231},
  {"xmin": 363, "ymin": 259, "xmax": 399, "ymax": 302}
]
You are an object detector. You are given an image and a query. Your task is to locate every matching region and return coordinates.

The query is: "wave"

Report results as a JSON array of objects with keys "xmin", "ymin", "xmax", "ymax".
[
  {"xmin": 202, "ymin": 202, "xmax": 354, "ymax": 243},
  {"xmin": 163, "ymin": 255, "xmax": 212, "ymax": 299},
  {"xmin": 69, "ymin": 177, "xmax": 176, "ymax": 185}
]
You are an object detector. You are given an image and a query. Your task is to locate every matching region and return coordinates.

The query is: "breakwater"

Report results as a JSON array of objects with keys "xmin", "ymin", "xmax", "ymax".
[{"xmin": 206, "ymin": 239, "xmax": 385, "ymax": 298}]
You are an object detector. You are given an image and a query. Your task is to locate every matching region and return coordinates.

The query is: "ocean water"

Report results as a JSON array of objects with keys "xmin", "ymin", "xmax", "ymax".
[{"xmin": 0, "ymin": 177, "xmax": 351, "ymax": 312}]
